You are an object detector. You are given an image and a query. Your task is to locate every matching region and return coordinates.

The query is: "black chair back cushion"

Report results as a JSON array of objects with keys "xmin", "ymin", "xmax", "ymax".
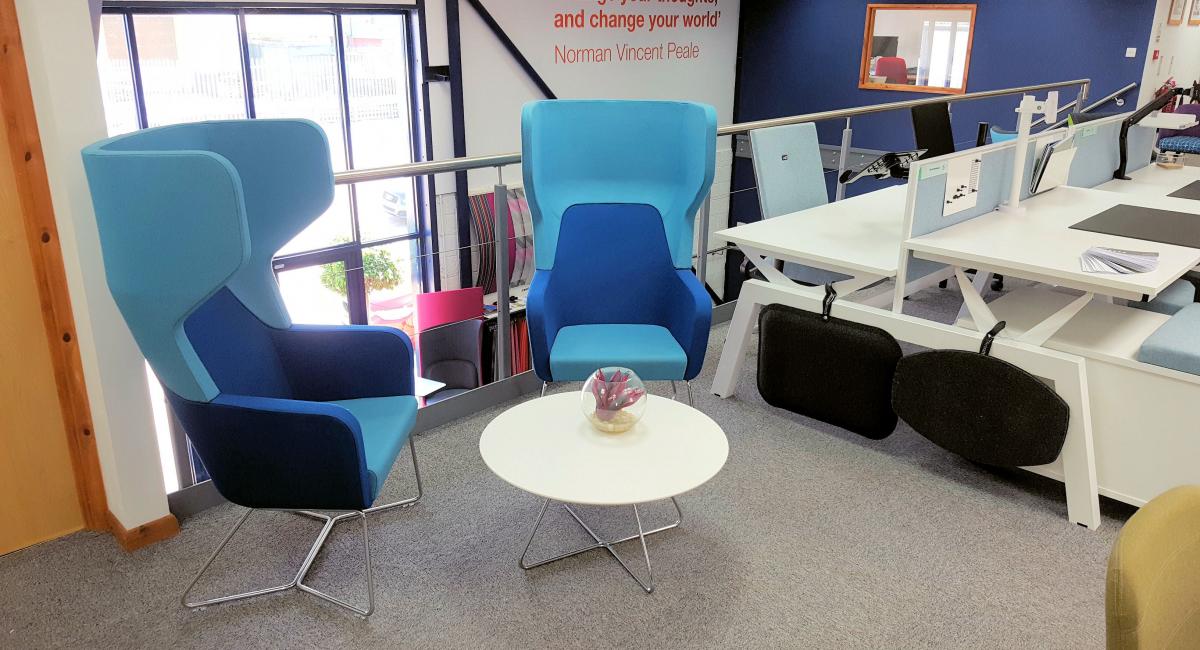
[
  {"xmin": 756, "ymin": 303, "xmax": 901, "ymax": 439},
  {"xmin": 891, "ymin": 350, "xmax": 1069, "ymax": 466}
]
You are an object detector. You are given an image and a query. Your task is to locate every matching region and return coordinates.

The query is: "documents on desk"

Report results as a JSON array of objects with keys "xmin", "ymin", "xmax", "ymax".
[
  {"xmin": 1030, "ymin": 134, "xmax": 1076, "ymax": 195},
  {"xmin": 1079, "ymin": 246, "xmax": 1159, "ymax": 274}
]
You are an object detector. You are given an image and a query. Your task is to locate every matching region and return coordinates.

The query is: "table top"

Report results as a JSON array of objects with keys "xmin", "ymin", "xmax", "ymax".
[
  {"xmin": 479, "ymin": 394, "xmax": 728, "ymax": 506},
  {"xmin": 714, "ymin": 184, "xmax": 908, "ymax": 278},
  {"xmin": 1092, "ymin": 164, "xmax": 1200, "ymax": 198},
  {"xmin": 414, "ymin": 377, "xmax": 447, "ymax": 398},
  {"xmin": 905, "ymin": 186, "xmax": 1200, "ymax": 301}
]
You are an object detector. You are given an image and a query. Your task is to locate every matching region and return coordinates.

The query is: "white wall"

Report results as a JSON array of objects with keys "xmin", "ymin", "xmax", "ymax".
[
  {"xmin": 1140, "ymin": 0, "xmax": 1200, "ymax": 104},
  {"xmin": 15, "ymin": 0, "xmax": 168, "ymax": 530}
]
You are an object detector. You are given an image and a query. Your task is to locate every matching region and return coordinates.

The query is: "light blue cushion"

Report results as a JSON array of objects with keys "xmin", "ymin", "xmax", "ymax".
[
  {"xmin": 328, "ymin": 395, "xmax": 418, "ymax": 501},
  {"xmin": 1131, "ymin": 279, "xmax": 1195, "ymax": 315},
  {"xmin": 550, "ymin": 324, "xmax": 687, "ymax": 381},
  {"xmin": 1137, "ymin": 303, "xmax": 1200, "ymax": 375}
]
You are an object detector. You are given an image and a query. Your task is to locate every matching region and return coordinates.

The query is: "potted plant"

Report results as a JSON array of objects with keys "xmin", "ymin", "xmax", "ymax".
[{"xmin": 319, "ymin": 245, "xmax": 405, "ymax": 299}]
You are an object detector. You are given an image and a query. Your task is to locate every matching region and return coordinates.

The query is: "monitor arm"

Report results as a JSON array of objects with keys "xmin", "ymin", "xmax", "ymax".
[{"xmin": 1115, "ymin": 83, "xmax": 1198, "ymax": 180}]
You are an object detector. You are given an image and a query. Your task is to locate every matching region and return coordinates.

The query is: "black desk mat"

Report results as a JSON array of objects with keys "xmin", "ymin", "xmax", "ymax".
[
  {"xmin": 1168, "ymin": 180, "xmax": 1200, "ymax": 201},
  {"xmin": 1070, "ymin": 204, "xmax": 1200, "ymax": 249}
]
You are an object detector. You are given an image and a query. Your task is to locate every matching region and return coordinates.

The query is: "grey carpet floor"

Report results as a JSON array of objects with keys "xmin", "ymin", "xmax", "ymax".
[{"xmin": 0, "ymin": 281, "xmax": 1135, "ymax": 649}]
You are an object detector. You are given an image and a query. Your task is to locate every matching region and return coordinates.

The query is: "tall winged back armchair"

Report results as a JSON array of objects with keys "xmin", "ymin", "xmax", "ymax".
[
  {"xmin": 81, "ymin": 119, "xmax": 421, "ymax": 617},
  {"xmin": 521, "ymin": 100, "xmax": 716, "ymax": 387}
]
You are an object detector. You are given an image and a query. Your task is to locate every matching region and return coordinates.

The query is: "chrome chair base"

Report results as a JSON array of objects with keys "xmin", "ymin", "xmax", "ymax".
[
  {"xmin": 670, "ymin": 380, "xmax": 695, "ymax": 408},
  {"xmin": 182, "ymin": 435, "xmax": 422, "ymax": 617},
  {"xmin": 519, "ymin": 497, "xmax": 683, "ymax": 594}
]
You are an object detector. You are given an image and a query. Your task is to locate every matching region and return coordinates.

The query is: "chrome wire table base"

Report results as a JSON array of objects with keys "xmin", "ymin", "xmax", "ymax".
[
  {"xmin": 519, "ymin": 497, "xmax": 682, "ymax": 594},
  {"xmin": 182, "ymin": 436, "xmax": 422, "ymax": 618}
]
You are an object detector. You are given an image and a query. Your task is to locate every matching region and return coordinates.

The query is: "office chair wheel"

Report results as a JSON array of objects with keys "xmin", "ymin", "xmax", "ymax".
[
  {"xmin": 991, "ymin": 275, "xmax": 1005, "ymax": 292},
  {"xmin": 938, "ymin": 279, "xmax": 948, "ymax": 289}
]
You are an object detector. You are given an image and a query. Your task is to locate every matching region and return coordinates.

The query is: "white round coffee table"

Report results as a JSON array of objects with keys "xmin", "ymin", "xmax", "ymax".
[{"xmin": 479, "ymin": 393, "xmax": 728, "ymax": 593}]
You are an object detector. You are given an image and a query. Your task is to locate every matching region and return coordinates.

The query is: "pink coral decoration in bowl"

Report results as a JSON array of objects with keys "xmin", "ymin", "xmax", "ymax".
[{"xmin": 581, "ymin": 367, "xmax": 647, "ymax": 433}]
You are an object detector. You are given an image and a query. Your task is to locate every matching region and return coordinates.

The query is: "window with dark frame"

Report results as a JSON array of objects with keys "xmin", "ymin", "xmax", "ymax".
[
  {"xmin": 95, "ymin": 2, "xmax": 436, "ymax": 492},
  {"xmin": 97, "ymin": 3, "xmax": 436, "ymax": 336}
]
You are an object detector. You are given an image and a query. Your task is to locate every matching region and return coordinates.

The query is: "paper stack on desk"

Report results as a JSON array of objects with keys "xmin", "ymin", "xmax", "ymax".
[{"xmin": 1079, "ymin": 247, "xmax": 1159, "ymax": 274}]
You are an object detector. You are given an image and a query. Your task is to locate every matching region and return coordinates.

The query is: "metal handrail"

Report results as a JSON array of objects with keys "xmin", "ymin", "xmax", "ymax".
[
  {"xmin": 1045, "ymin": 81, "xmax": 1138, "ymax": 130},
  {"xmin": 334, "ymin": 78, "xmax": 1091, "ymax": 185},
  {"xmin": 716, "ymin": 78, "xmax": 1090, "ymax": 136}
]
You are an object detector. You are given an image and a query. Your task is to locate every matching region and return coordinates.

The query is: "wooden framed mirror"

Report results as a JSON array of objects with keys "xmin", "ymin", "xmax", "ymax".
[{"xmin": 859, "ymin": 3, "xmax": 976, "ymax": 95}]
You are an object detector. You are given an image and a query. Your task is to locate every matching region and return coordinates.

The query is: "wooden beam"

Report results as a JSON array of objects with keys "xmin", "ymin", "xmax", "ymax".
[{"xmin": 0, "ymin": 0, "xmax": 109, "ymax": 531}]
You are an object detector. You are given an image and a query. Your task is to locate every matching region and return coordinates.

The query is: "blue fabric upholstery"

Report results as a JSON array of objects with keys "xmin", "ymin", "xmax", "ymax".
[
  {"xmin": 1137, "ymin": 303, "xmax": 1200, "ymax": 375},
  {"xmin": 275, "ymin": 325, "xmax": 415, "ymax": 401},
  {"xmin": 525, "ymin": 203, "xmax": 711, "ymax": 381},
  {"xmin": 329, "ymin": 397, "xmax": 418, "ymax": 498},
  {"xmin": 168, "ymin": 392, "xmax": 374, "ymax": 510},
  {"xmin": 1130, "ymin": 279, "xmax": 1195, "ymax": 316},
  {"xmin": 522, "ymin": 100, "xmax": 715, "ymax": 383},
  {"xmin": 990, "ymin": 127, "xmax": 1018, "ymax": 143},
  {"xmin": 82, "ymin": 119, "xmax": 332, "ymax": 401},
  {"xmin": 1159, "ymin": 136, "xmax": 1200, "ymax": 155},
  {"xmin": 185, "ymin": 288, "xmax": 293, "ymax": 399},
  {"xmin": 82, "ymin": 134, "xmax": 248, "ymax": 402},
  {"xmin": 550, "ymin": 325, "xmax": 687, "ymax": 381},
  {"xmin": 82, "ymin": 119, "xmax": 417, "ymax": 513},
  {"xmin": 521, "ymin": 100, "xmax": 716, "ymax": 270}
]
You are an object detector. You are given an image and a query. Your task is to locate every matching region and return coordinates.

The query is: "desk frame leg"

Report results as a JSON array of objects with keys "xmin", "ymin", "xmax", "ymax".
[
  {"xmin": 716, "ymin": 248, "xmax": 888, "ymax": 399},
  {"xmin": 712, "ymin": 283, "xmax": 763, "ymax": 399},
  {"xmin": 519, "ymin": 498, "xmax": 683, "ymax": 594}
]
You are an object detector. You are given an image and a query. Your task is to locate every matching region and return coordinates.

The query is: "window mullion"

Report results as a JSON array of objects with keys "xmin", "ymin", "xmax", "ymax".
[
  {"xmin": 123, "ymin": 11, "xmax": 150, "ymax": 130},
  {"xmin": 236, "ymin": 9, "xmax": 257, "ymax": 119}
]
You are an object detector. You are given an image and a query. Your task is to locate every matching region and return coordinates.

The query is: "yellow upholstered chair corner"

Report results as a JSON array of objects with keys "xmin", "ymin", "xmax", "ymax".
[{"xmin": 1107, "ymin": 485, "xmax": 1200, "ymax": 650}]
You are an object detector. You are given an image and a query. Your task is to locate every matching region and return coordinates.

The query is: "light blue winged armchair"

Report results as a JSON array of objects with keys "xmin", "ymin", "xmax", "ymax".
[
  {"xmin": 81, "ymin": 119, "xmax": 421, "ymax": 617},
  {"xmin": 521, "ymin": 100, "xmax": 716, "ymax": 400}
]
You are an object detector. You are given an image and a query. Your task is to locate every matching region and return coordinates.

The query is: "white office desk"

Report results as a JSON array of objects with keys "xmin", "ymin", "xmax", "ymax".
[
  {"xmin": 903, "ymin": 186, "xmax": 1200, "ymax": 348},
  {"xmin": 1092, "ymin": 164, "xmax": 1200, "ymax": 198},
  {"xmin": 907, "ymin": 187, "xmax": 1200, "ymax": 301},
  {"xmin": 717, "ymin": 185, "xmax": 906, "ymax": 279},
  {"xmin": 716, "ymin": 185, "xmax": 950, "ymax": 304}
]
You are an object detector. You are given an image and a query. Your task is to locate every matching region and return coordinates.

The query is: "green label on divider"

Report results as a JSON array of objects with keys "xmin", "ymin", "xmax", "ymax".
[
  {"xmin": 919, "ymin": 162, "xmax": 948, "ymax": 179},
  {"xmin": 1076, "ymin": 124, "xmax": 1097, "ymax": 138}
]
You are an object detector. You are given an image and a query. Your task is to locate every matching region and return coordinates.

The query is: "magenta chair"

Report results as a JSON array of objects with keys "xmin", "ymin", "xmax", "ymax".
[{"xmin": 876, "ymin": 57, "xmax": 909, "ymax": 84}]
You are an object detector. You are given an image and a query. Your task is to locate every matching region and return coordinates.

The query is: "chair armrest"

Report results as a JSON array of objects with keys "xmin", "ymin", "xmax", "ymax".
[
  {"xmin": 663, "ymin": 270, "xmax": 713, "ymax": 380},
  {"xmin": 168, "ymin": 392, "xmax": 373, "ymax": 510},
  {"xmin": 272, "ymin": 325, "xmax": 415, "ymax": 401},
  {"xmin": 526, "ymin": 270, "xmax": 559, "ymax": 381}
]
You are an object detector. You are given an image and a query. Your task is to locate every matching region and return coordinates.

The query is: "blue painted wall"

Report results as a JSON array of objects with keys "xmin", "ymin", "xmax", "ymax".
[{"xmin": 724, "ymin": 0, "xmax": 1158, "ymax": 297}]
